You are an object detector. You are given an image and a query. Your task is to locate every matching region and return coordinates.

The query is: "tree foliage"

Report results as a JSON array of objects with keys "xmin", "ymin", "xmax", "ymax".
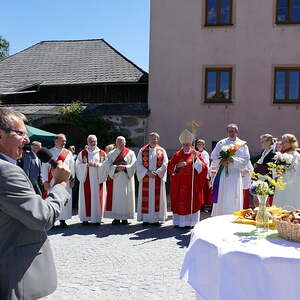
[
  {"xmin": 58, "ymin": 102, "xmax": 132, "ymax": 148},
  {"xmin": 0, "ymin": 36, "xmax": 9, "ymax": 59}
]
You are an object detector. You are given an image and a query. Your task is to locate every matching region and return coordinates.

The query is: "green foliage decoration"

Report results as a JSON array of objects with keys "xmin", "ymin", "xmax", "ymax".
[{"xmin": 58, "ymin": 101, "xmax": 131, "ymax": 147}]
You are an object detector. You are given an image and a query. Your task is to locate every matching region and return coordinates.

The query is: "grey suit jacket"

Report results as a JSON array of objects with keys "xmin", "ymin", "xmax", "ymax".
[
  {"xmin": 0, "ymin": 155, "xmax": 70, "ymax": 300},
  {"xmin": 23, "ymin": 151, "xmax": 41, "ymax": 185}
]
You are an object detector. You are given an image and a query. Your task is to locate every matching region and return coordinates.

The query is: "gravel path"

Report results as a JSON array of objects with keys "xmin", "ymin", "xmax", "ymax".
[{"xmin": 45, "ymin": 213, "xmax": 209, "ymax": 300}]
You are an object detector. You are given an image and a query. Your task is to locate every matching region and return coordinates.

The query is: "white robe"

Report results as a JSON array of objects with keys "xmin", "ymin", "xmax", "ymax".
[
  {"xmin": 200, "ymin": 150, "xmax": 210, "ymax": 168},
  {"xmin": 41, "ymin": 147, "xmax": 74, "ymax": 220},
  {"xmin": 241, "ymin": 161, "xmax": 254, "ymax": 189},
  {"xmin": 211, "ymin": 138, "xmax": 250, "ymax": 216},
  {"xmin": 75, "ymin": 147, "xmax": 107, "ymax": 223},
  {"xmin": 274, "ymin": 150, "xmax": 300, "ymax": 208},
  {"xmin": 136, "ymin": 146, "xmax": 168, "ymax": 223},
  {"xmin": 104, "ymin": 148, "xmax": 136, "ymax": 220}
]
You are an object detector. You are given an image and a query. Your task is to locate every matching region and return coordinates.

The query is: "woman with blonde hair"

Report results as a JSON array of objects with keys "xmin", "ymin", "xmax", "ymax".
[
  {"xmin": 105, "ymin": 144, "xmax": 116, "ymax": 153},
  {"xmin": 274, "ymin": 134, "xmax": 300, "ymax": 208}
]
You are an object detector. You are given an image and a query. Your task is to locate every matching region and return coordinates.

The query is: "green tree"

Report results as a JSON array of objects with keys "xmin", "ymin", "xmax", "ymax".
[{"xmin": 0, "ymin": 36, "xmax": 9, "ymax": 59}]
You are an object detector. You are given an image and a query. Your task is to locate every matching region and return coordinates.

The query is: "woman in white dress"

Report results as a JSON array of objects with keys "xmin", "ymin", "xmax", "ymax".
[{"xmin": 274, "ymin": 134, "xmax": 300, "ymax": 208}]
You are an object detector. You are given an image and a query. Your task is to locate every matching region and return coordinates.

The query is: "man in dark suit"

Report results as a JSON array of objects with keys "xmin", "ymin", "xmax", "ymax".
[
  {"xmin": 23, "ymin": 141, "xmax": 43, "ymax": 195},
  {"xmin": 0, "ymin": 107, "xmax": 70, "ymax": 300}
]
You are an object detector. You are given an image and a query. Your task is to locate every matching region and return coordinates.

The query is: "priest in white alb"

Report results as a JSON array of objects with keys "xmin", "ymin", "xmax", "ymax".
[
  {"xmin": 136, "ymin": 132, "xmax": 168, "ymax": 225},
  {"xmin": 211, "ymin": 124, "xmax": 250, "ymax": 216},
  {"xmin": 41, "ymin": 133, "xmax": 75, "ymax": 227},
  {"xmin": 76, "ymin": 135, "xmax": 107, "ymax": 225},
  {"xmin": 104, "ymin": 136, "xmax": 136, "ymax": 225}
]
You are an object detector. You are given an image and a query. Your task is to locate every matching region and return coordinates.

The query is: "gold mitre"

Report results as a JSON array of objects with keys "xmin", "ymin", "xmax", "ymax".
[{"xmin": 179, "ymin": 129, "xmax": 194, "ymax": 144}]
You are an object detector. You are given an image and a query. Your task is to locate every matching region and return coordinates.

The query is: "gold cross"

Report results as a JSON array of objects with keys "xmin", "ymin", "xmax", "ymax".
[{"xmin": 186, "ymin": 121, "xmax": 204, "ymax": 136}]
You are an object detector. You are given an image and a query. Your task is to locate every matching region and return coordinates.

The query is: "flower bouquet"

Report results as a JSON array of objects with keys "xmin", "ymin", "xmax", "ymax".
[
  {"xmin": 219, "ymin": 141, "xmax": 247, "ymax": 176},
  {"xmin": 267, "ymin": 152, "xmax": 294, "ymax": 175},
  {"xmin": 250, "ymin": 172, "xmax": 286, "ymax": 232}
]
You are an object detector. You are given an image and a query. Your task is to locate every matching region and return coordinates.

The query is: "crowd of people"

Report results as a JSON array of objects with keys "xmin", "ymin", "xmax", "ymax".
[
  {"xmin": 1, "ymin": 107, "xmax": 300, "ymax": 299},
  {"xmin": 18, "ymin": 122, "xmax": 300, "ymax": 230}
]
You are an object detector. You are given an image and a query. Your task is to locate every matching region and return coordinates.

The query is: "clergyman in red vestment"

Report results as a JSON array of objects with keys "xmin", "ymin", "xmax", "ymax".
[{"xmin": 168, "ymin": 130, "xmax": 208, "ymax": 228}]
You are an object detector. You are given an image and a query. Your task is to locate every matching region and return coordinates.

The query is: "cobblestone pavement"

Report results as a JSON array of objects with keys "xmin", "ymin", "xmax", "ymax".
[{"xmin": 45, "ymin": 212, "xmax": 210, "ymax": 300}]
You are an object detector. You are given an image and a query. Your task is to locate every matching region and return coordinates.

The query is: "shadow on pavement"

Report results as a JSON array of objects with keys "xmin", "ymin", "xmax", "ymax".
[
  {"xmin": 129, "ymin": 225, "xmax": 192, "ymax": 248},
  {"xmin": 48, "ymin": 222, "xmax": 146, "ymax": 238},
  {"xmin": 48, "ymin": 211, "xmax": 211, "ymax": 248}
]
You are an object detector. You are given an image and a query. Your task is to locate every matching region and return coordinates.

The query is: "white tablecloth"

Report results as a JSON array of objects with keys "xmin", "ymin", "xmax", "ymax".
[{"xmin": 180, "ymin": 215, "xmax": 300, "ymax": 300}]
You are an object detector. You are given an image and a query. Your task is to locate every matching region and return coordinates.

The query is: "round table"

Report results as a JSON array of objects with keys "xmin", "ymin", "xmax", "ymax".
[{"xmin": 180, "ymin": 215, "xmax": 300, "ymax": 300}]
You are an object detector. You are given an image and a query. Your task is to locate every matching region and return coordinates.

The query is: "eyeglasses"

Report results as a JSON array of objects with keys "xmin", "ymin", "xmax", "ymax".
[{"xmin": 0, "ymin": 127, "xmax": 29, "ymax": 138}]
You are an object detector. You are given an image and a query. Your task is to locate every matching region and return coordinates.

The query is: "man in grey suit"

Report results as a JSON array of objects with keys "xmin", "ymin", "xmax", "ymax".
[
  {"xmin": 23, "ymin": 141, "xmax": 42, "ymax": 195},
  {"xmin": 0, "ymin": 107, "xmax": 71, "ymax": 300}
]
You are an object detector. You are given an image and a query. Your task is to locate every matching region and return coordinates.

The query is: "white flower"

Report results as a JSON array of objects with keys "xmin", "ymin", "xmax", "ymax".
[
  {"xmin": 221, "ymin": 145, "xmax": 230, "ymax": 152},
  {"xmin": 274, "ymin": 152, "xmax": 283, "ymax": 161},
  {"xmin": 282, "ymin": 153, "xmax": 293, "ymax": 164}
]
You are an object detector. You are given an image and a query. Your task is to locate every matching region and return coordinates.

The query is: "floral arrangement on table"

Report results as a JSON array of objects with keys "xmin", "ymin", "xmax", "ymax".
[
  {"xmin": 248, "ymin": 153, "xmax": 293, "ymax": 231},
  {"xmin": 250, "ymin": 151, "xmax": 293, "ymax": 196},
  {"xmin": 250, "ymin": 174, "xmax": 286, "ymax": 196},
  {"xmin": 267, "ymin": 152, "xmax": 294, "ymax": 175}
]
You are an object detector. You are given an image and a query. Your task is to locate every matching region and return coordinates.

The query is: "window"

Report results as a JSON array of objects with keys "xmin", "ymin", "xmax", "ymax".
[
  {"xmin": 205, "ymin": 68, "xmax": 232, "ymax": 102},
  {"xmin": 274, "ymin": 68, "xmax": 300, "ymax": 102},
  {"xmin": 205, "ymin": 0, "xmax": 233, "ymax": 26},
  {"xmin": 276, "ymin": 0, "xmax": 300, "ymax": 24}
]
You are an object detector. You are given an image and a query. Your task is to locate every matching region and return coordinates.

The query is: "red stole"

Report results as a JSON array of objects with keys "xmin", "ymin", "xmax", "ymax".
[
  {"xmin": 141, "ymin": 145, "xmax": 164, "ymax": 214},
  {"xmin": 81, "ymin": 149, "xmax": 106, "ymax": 217},
  {"xmin": 106, "ymin": 147, "xmax": 130, "ymax": 211},
  {"xmin": 168, "ymin": 149, "xmax": 208, "ymax": 215},
  {"xmin": 281, "ymin": 147, "xmax": 293, "ymax": 153},
  {"xmin": 42, "ymin": 148, "xmax": 69, "ymax": 199}
]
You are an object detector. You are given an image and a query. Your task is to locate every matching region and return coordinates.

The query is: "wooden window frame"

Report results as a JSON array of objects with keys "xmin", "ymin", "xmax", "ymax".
[
  {"xmin": 205, "ymin": 0, "xmax": 234, "ymax": 26},
  {"xmin": 276, "ymin": 0, "xmax": 300, "ymax": 24},
  {"xmin": 273, "ymin": 67, "xmax": 300, "ymax": 103},
  {"xmin": 204, "ymin": 68, "xmax": 233, "ymax": 103}
]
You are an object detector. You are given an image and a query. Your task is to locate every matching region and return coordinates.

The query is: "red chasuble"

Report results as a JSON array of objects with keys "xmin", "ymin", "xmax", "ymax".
[
  {"xmin": 168, "ymin": 149, "xmax": 208, "ymax": 215},
  {"xmin": 81, "ymin": 149, "xmax": 106, "ymax": 217},
  {"xmin": 42, "ymin": 148, "xmax": 69, "ymax": 199},
  {"xmin": 141, "ymin": 144, "xmax": 164, "ymax": 214},
  {"xmin": 106, "ymin": 147, "xmax": 130, "ymax": 211}
]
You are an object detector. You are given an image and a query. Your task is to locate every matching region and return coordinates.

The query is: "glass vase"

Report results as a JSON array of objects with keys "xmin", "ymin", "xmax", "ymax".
[{"xmin": 256, "ymin": 194, "xmax": 269, "ymax": 232}]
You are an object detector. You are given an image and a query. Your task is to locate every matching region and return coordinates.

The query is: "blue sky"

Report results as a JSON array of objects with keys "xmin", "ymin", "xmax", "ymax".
[{"xmin": 0, "ymin": 0, "xmax": 150, "ymax": 71}]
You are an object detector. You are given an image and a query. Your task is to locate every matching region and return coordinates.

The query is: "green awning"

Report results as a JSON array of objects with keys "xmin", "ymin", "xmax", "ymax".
[{"xmin": 25, "ymin": 125, "xmax": 56, "ymax": 148}]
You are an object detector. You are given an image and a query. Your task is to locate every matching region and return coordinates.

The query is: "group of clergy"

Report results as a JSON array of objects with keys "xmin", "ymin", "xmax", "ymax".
[{"xmin": 41, "ymin": 123, "xmax": 252, "ymax": 229}]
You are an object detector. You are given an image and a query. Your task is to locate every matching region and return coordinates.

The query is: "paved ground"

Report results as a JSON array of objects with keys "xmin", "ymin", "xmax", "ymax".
[{"xmin": 45, "ymin": 212, "xmax": 210, "ymax": 300}]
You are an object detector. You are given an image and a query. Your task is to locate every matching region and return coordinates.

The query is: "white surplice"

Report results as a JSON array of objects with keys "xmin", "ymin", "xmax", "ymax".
[
  {"xmin": 211, "ymin": 138, "xmax": 250, "ymax": 216},
  {"xmin": 41, "ymin": 147, "xmax": 74, "ymax": 220},
  {"xmin": 274, "ymin": 150, "xmax": 300, "ymax": 208},
  {"xmin": 104, "ymin": 148, "xmax": 136, "ymax": 220},
  {"xmin": 75, "ymin": 147, "xmax": 107, "ymax": 223},
  {"xmin": 136, "ymin": 146, "xmax": 168, "ymax": 223}
]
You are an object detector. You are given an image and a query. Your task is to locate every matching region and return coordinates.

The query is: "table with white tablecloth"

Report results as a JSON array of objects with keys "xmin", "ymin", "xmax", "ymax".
[{"xmin": 180, "ymin": 215, "xmax": 300, "ymax": 300}]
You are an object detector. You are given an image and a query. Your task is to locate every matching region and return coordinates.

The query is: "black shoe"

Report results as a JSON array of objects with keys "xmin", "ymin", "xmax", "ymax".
[
  {"xmin": 151, "ymin": 222, "xmax": 161, "ymax": 226},
  {"xmin": 185, "ymin": 226, "xmax": 194, "ymax": 229},
  {"xmin": 174, "ymin": 225, "xmax": 180, "ymax": 228},
  {"xmin": 121, "ymin": 220, "xmax": 128, "ymax": 225},
  {"xmin": 60, "ymin": 220, "xmax": 68, "ymax": 228},
  {"xmin": 94, "ymin": 222, "xmax": 101, "ymax": 226},
  {"xmin": 112, "ymin": 219, "xmax": 120, "ymax": 225},
  {"xmin": 143, "ymin": 222, "xmax": 150, "ymax": 226},
  {"xmin": 82, "ymin": 221, "xmax": 89, "ymax": 226}
]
